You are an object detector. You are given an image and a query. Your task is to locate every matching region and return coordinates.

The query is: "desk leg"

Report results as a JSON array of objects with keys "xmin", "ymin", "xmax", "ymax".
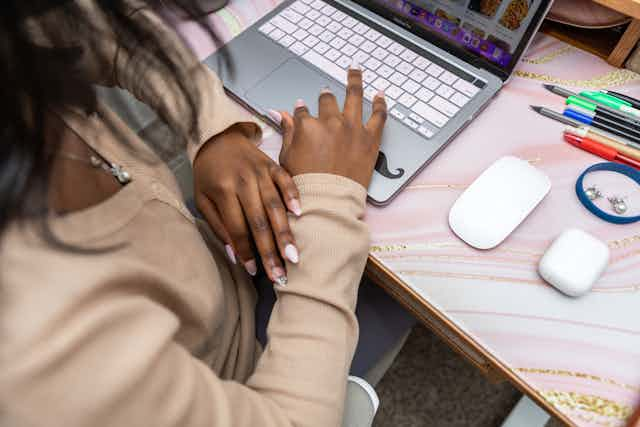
[
  {"xmin": 608, "ymin": 19, "xmax": 640, "ymax": 67},
  {"xmin": 501, "ymin": 396, "xmax": 551, "ymax": 427}
]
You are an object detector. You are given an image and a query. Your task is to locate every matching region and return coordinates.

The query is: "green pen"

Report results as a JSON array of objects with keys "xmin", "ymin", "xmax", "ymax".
[{"xmin": 580, "ymin": 90, "xmax": 640, "ymax": 118}]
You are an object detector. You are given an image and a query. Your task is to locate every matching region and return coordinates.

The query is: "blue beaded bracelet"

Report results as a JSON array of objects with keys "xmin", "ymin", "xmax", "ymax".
[{"xmin": 576, "ymin": 162, "xmax": 640, "ymax": 224}]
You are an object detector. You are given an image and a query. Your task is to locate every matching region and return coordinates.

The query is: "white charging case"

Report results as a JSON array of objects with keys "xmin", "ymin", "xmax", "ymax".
[
  {"xmin": 538, "ymin": 229, "xmax": 609, "ymax": 297},
  {"xmin": 449, "ymin": 156, "xmax": 552, "ymax": 250}
]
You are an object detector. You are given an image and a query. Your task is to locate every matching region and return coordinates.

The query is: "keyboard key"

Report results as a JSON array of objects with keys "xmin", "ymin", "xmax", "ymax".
[
  {"xmin": 426, "ymin": 63, "xmax": 444, "ymax": 77},
  {"xmin": 364, "ymin": 86, "xmax": 378, "ymax": 101},
  {"xmin": 436, "ymin": 85, "xmax": 455, "ymax": 99},
  {"xmin": 319, "ymin": 32, "xmax": 333, "ymax": 43},
  {"xmin": 390, "ymin": 109, "xmax": 406, "ymax": 121},
  {"xmin": 372, "ymin": 47, "xmax": 388, "ymax": 61},
  {"xmin": 389, "ymin": 42, "xmax": 405, "ymax": 56},
  {"xmin": 303, "ymin": 35, "xmax": 320, "ymax": 48},
  {"xmin": 365, "ymin": 29, "xmax": 381, "ymax": 41},
  {"xmin": 343, "ymin": 16, "xmax": 358, "ymax": 27},
  {"xmin": 269, "ymin": 28, "xmax": 285, "ymax": 41},
  {"xmin": 259, "ymin": 23, "xmax": 275, "ymax": 35},
  {"xmin": 341, "ymin": 43, "xmax": 357, "ymax": 56},
  {"xmin": 413, "ymin": 101, "xmax": 448, "ymax": 127},
  {"xmin": 272, "ymin": 16, "xmax": 297, "ymax": 34},
  {"xmin": 311, "ymin": 0, "xmax": 324, "ymax": 8},
  {"xmin": 292, "ymin": 2, "xmax": 311, "ymax": 13},
  {"xmin": 309, "ymin": 24, "xmax": 324, "ymax": 36},
  {"xmin": 327, "ymin": 21, "xmax": 342, "ymax": 33},
  {"xmin": 418, "ymin": 125, "xmax": 435, "ymax": 138},
  {"xmin": 299, "ymin": 18, "xmax": 313, "ymax": 29},
  {"xmin": 389, "ymin": 72, "xmax": 408, "ymax": 86},
  {"xmin": 290, "ymin": 42, "xmax": 308, "ymax": 56},
  {"xmin": 372, "ymin": 77, "xmax": 391, "ymax": 91},
  {"xmin": 414, "ymin": 57, "xmax": 431, "ymax": 69},
  {"xmin": 400, "ymin": 50, "xmax": 417, "ymax": 62},
  {"xmin": 278, "ymin": 34, "xmax": 295, "ymax": 47},
  {"xmin": 336, "ymin": 55, "xmax": 352, "ymax": 69},
  {"xmin": 351, "ymin": 34, "xmax": 365, "ymax": 46},
  {"xmin": 354, "ymin": 50, "xmax": 369, "ymax": 64},
  {"xmin": 386, "ymin": 85, "xmax": 403, "ymax": 100},
  {"xmin": 409, "ymin": 113, "xmax": 424, "ymax": 124},
  {"xmin": 361, "ymin": 41, "xmax": 377, "ymax": 53},
  {"xmin": 363, "ymin": 69, "xmax": 377, "ymax": 84},
  {"xmin": 322, "ymin": 4, "xmax": 337, "ymax": 15},
  {"xmin": 354, "ymin": 22, "xmax": 369, "ymax": 34},
  {"xmin": 386, "ymin": 54, "xmax": 401, "ymax": 68},
  {"xmin": 364, "ymin": 57, "xmax": 381, "ymax": 70},
  {"xmin": 314, "ymin": 41, "xmax": 330, "ymax": 54},
  {"xmin": 282, "ymin": 9, "xmax": 303, "ymax": 23},
  {"xmin": 338, "ymin": 28, "xmax": 354, "ymax": 40},
  {"xmin": 439, "ymin": 71, "xmax": 458, "ymax": 85},
  {"xmin": 377, "ymin": 36, "xmax": 393, "ymax": 48},
  {"xmin": 401, "ymin": 79, "xmax": 421, "ymax": 94},
  {"xmin": 308, "ymin": 9, "xmax": 322, "ymax": 20},
  {"xmin": 303, "ymin": 50, "xmax": 347, "ymax": 84},
  {"xmin": 416, "ymin": 88, "xmax": 434, "ymax": 102},
  {"xmin": 397, "ymin": 61, "xmax": 413, "ymax": 75},
  {"xmin": 293, "ymin": 29, "xmax": 309, "ymax": 41},
  {"xmin": 453, "ymin": 79, "xmax": 481, "ymax": 97},
  {"xmin": 377, "ymin": 64, "xmax": 393, "ymax": 78},
  {"xmin": 324, "ymin": 48, "xmax": 341, "ymax": 62},
  {"xmin": 398, "ymin": 93, "xmax": 417, "ymax": 108},
  {"xmin": 423, "ymin": 76, "xmax": 440, "ymax": 90},
  {"xmin": 332, "ymin": 10, "xmax": 347, "ymax": 22},
  {"xmin": 409, "ymin": 69, "xmax": 427, "ymax": 83},
  {"xmin": 317, "ymin": 15, "xmax": 331, "ymax": 27},
  {"xmin": 330, "ymin": 37, "xmax": 346, "ymax": 49},
  {"xmin": 429, "ymin": 96, "xmax": 459, "ymax": 117},
  {"xmin": 403, "ymin": 118, "xmax": 419, "ymax": 130},
  {"xmin": 451, "ymin": 92, "xmax": 470, "ymax": 107}
]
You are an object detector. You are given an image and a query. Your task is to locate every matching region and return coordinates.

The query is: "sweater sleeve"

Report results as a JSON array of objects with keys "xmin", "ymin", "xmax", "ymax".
[{"xmin": 1, "ymin": 175, "xmax": 370, "ymax": 427}]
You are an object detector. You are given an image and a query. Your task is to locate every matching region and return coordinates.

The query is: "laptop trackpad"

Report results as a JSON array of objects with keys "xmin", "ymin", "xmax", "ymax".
[{"xmin": 246, "ymin": 59, "xmax": 353, "ymax": 117}]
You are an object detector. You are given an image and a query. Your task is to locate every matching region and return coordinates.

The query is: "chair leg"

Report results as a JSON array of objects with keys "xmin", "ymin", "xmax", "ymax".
[{"xmin": 608, "ymin": 19, "xmax": 640, "ymax": 67}]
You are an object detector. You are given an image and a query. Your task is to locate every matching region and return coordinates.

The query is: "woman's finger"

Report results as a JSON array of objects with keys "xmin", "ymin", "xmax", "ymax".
[
  {"xmin": 215, "ymin": 192, "xmax": 258, "ymax": 277},
  {"xmin": 318, "ymin": 87, "xmax": 340, "ymax": 121},
  {"xmin": 280, "ymin": 111, "xmax": 295, "ymax": 150},
  {"xmin": 343, "ymin": 64, "xmax": 364, "ymax": 124},
  {"xmin": 293, "ymin": 98, "xmax": 310, "ymax": 127},
  {"xmin": 271, "ymin": 164, "xmax": 301, "ymax": 217},
  {"xmin": 196, "ymin": 195, "xmax": 236, "ymax": 264},
  {"xmin": 259, "ymin": 177, "xmax": 299, "ymax": 267},
  {"xmin": 365, "ymin": 91, "xmax": 388, "ymax": 144},
  {"xmin": 237, "ymin": 179, "xmax": 288, "ymax": 286}
]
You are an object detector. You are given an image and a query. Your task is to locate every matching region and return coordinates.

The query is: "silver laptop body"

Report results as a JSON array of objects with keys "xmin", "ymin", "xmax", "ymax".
[{"xmin": 205, "ymin": 0, "xmax": 553, "ymax": 205}]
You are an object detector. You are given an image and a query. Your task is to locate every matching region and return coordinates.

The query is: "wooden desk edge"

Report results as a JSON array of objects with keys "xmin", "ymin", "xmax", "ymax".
[
  {"xmin": 592, "ymin": 0, "xmax": 640, "ymax": 21},
  {"xmin": 366, "ymin": 255, "xmax": 576, "ymax": 427}
]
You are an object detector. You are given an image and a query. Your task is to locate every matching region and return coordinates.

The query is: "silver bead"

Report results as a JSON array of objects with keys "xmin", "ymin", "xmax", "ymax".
[
  {"xmin": 89, "ymin": 155, "xmax": 102, "ymax": 168},
  {"xmin": 609, "ymin": 197, "xmax": 628, "ymax": 215},
  {"xmin": 585, "ymin": 186, "xmax": 602, "ymax": 201}
]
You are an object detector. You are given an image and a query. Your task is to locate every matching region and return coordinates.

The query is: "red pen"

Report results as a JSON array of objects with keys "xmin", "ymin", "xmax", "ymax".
[{"xmin": 564, "ymin": 132, "xmax": 640, "ymax": 170}]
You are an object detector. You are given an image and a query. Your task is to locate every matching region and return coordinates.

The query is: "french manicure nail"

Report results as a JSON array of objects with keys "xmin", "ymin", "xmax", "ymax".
[
  {"xmin": 267, "ymin": 109, "xmax": 282, "ymax": 124},
  {"xmin": 295, "ymin": 99, "xmax": 306, "ymax": 109},
  {"xmin": 284, "ymin": 244, "xmax": 299, "ymax": 264},
  {"xmin": 320, "ymin": 86, "xmax": 332, "ymax": 95},
  {"xmin": 289, "ymin": 199, "xmax": 302, "ymax": 217},
  {"xmin": 244, "ymin": 260, "xmax": 258, "ymax": 276},
  {"xmin": 376, "ymin": 90, "xmax": 385, "ymax": 99},
  {"xmin": 225, "ymin": 245, "xmax": 237, "ymax": 264},
  {"xmin": 272, "ymin": 267, "xmax": 288, "ymax": 287},
  {"xmin": 350, "ymin": 59, "xmax": 361, "ymax": 70}
]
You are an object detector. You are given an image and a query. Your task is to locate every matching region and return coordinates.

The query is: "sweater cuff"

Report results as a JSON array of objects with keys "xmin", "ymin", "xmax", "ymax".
[{"xmin": 293, "ymin": 174, "xmax": 368, "ymax": 218}]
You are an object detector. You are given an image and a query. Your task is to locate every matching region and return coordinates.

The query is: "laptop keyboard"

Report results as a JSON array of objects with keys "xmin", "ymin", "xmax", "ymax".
[{"xmin": 258, "ymin": 0, "xmax": 483, "ymax": 139}]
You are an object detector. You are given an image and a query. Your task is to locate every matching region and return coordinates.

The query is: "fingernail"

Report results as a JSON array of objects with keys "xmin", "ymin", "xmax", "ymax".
[
  {"xmin": 295, "ymin": 99, "xmax": 306, "ymax": 109},
  {"xmin": 284, "ymin": 244, "xmax": 299, "ymax": 264},
  {"xmin": 350, "ymin": 59, "xmax": 361, "ymax": 70},
  {"xmin": 244, "ymin": 259, "xmax": 258, "ymax": 276},
  {"xmin": 376, "ymin": 90, "xmax": 385, "ymax": 99},
  {"xmin": 289, "ymin": 199, "xmax": 302, "ymax": 217},
  {"xmin": 272, "ymin": 267, "xmax": 288, "ymax": 287},
  {"xmin": 267, "ymin": 109, "xmax": 282, "ymax": 124},
  {"xmin": 320, "ymin": 86, "xmax": 332, "ymax": 95},
  {"xmin": 225, "ymin": 245, "xmax": 237, "ymax": 264}
]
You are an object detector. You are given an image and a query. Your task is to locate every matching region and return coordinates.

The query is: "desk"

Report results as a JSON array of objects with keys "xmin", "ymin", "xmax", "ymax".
[{"xmin": 173, "ymin": 3, "xmax": 640, "ymax": 426}]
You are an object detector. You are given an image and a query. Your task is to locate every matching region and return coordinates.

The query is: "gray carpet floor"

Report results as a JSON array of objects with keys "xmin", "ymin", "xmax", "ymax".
[{"xmin": 372, "ymin": 326, "xmax": 566, "ymax": 427}]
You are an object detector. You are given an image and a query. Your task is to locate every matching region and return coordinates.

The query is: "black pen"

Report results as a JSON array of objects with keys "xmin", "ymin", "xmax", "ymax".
[
  {"xmin": 543, "ymin": 84, "xmax": 640, "ymax": 129},
  {"xmin": 602, "ymin": 90, "xmax": 640, "ymax": 110},
  {"xmin": 564, "ymin": 107, "xmax": 640, "ymax": 148}
]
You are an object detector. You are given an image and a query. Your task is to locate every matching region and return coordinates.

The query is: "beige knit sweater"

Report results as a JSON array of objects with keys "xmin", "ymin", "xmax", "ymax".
[{"xmin": 0, "ymin": 4, "xmax": 370, "ymax": 427}]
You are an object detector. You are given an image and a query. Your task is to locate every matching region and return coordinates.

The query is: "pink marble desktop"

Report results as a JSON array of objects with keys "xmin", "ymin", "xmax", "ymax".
[{"xmin": 173, "ymin": 3, "xmax": 640, "ymax": 425}]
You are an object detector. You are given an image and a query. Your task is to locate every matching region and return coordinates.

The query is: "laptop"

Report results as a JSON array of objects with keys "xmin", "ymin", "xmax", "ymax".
[{"xmin": 204, "ymin": 0, "xmax": 553, "ymax": 205}]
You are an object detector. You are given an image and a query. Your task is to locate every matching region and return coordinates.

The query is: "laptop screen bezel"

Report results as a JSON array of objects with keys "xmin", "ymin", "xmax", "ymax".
[{"xmin": 347, "ymin": 0, "xmax": 553, "ymax": 81}]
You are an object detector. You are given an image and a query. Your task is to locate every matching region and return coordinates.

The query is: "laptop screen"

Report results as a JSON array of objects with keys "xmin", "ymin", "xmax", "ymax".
[{"xmin": 359, "ymin": 0, "xmax": 550, "ymax": 78}]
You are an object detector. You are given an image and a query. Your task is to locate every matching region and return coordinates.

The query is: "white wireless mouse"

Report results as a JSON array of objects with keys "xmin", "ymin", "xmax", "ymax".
[{"xmin": 449, "ymin": 156, "xmax": 551, "ymax": 250}]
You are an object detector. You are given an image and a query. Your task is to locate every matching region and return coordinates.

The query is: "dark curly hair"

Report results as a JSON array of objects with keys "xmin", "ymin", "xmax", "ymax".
[{"xmin": 0, "ymin": 0, "xmax": 227, "ymax": 242}]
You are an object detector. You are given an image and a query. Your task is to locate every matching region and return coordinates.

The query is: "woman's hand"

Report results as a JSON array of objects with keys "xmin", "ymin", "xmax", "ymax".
[
  {"xmin": 277, "ymin": 65, "xmax": 387, "ymax": 189},
  {"xmin": 193, "ymin": 124, "xmax": 301, "ymax": 285}
]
